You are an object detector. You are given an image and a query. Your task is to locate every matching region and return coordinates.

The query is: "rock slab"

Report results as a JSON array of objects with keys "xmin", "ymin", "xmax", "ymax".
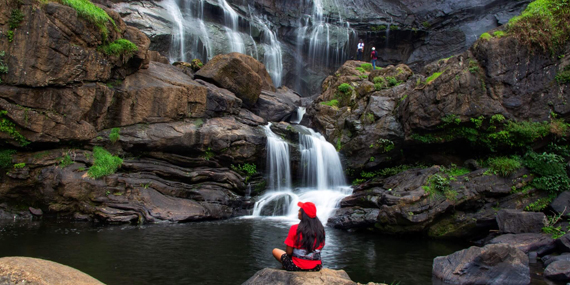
[
  {"xmin": 488, "ymin": 233, "xmax": 556, "ymax": 256},
  {"xmin": 496, "ymin": 209, "xmax": 546, "ymax": 234},
  {"xmin": 0, "ymin": 256, "xmax": 104, "ymax": 285},
  {"xmin": 432, "ymin": 244, "xmax": 530, "ymax": 285},
  {"xmin": 242, "ymin": 268, "xmax": 383, "ymax": 285}
]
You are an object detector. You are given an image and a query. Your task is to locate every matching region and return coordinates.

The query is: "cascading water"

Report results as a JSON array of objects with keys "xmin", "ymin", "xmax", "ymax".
[
  {"xmin": 289, "ymin": 107, "xmax": 306, "ymax": 124},
  {"xmin": 253, "ymin": 16, "xmax": 284, "ymax": 87},
  {"xmin": 252, "ymin": 124, "xmax": 352, "ymax": 224}
]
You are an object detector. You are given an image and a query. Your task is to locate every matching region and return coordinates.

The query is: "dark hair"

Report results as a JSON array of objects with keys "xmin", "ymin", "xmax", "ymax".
[{"xmin": 295, "ymin": 209, "xmax": 325, "ymax": 252}]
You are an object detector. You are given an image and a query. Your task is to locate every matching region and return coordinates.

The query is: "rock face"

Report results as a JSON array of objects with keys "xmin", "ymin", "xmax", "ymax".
[
  {"xmin": 432, "ymin": 244, "xmax": 530, "ymax": 285},
  {"xmin": 195, "ymin": 53, "xmax": 273, "ymax": 107},
  {"xmin": 551, "ymin": 191, "xmax": 570, "ymax": 215},
  {"xmin": 0, "ymin": 257, "xmax": 104, "ymax": 285},
  {"xmin": 496, "ymin": 210, "xmax": 546, "ymax": 234},
  {"xmin": 544, "ymin": 260, "xmax": 570, "ymax": 281},
  {"xmin": 488, "ymin": 233, "xmax": 556, "ymax": 256},
  {"xmin": 242, "ymin": 268, "xmax": 383, "ymax": 285}
]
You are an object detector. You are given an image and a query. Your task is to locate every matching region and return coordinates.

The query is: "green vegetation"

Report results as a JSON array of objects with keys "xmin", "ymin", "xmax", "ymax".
[
  {"xmin": 543, "ymin": 212, "xmax": 568, "ymax": 239},
  {"xmin": 191, "ymin": 58, "xmax": 203, "ymax": 71},
  {"xmin": 338, "ymin": 83, "xmax": 352, "ymax": 94},
  {"xmin": 231, "ymin": 163, "xmax": 257, "ymax": 183},
  {"xmin": 422, "ymin": 21, "xmax": 431, "ymax": 28},
  {"xmin": 99, "ymin": 39, "xmax": 138, "ymax": 56},
  {"xmin": 0, "ymin": 51, "xmax": 8, "ymax": 83},
  {"xmin": 87, "ymin": 146, "xmax": 123, "ymax": 179},
  {"xmin": 373, "ymin": 76, "xmax": 401, "ymax": 90},
  {"xmin": 370, "ymin": 25, "xmax": 387, "ymax": 31},
  {"xmin": 389, "ymin": 25, "xmax": 399, "ymax": 30},
  {"xmin": 13, "ymin": 162, "xmax": 25, "ymax": 169},
  {"xmin": 336, "ymin": 83, "xmax": 353, "ymax": 106},
  {"xmin": 0, "ymin": 110, "xmax": 30, "ymax": 146},
  {"xmin": 487, "ymin": 156, "xmax": 522, "ymax": 176},
  {"xmin": 556, "ymin": 65, "xmax": 570, "ymax": 84},
  {"xmin": 109, "ymin": 127, "xmax": 120, "ymax": 143},
  {"xmin": 203, "ymin": 147, "xmax": 214, "ymax": 161},
  {"xmin": 493, "ymin": 30, "xmax": 506, "ymax": 38},
  {"xmin": 9, "ymin": 9, "xmax": 24, "ymax": 29},
  {"xmin": 361, "ymin": 63, "xmax": 373, "ymax": 72},
  {"xmin": 355, "ymin": 67, "xmax": 366, "ymax": 73},
  {"xmin": 61, "ymin": 0, "xmax": 116, "ymax": 38},
  {"xmin": 105, "ymin": 79, "xmax": 123, "ymax": 88},
  {"xmin": 351, "ymin": 163, "xmax": 428, "ymax": 184},
  {"xmin": 425, "ymin": 72, "xmax": 442, "ymax": 84},
  {"xmin": 479, "ymin": 32, "xmax": 493, "ymax": 40},
  {"xmin": 59, "ymin": 154, "xmax": 74, "ymax": 168},
  {"xmin": 526, "ymin": 194, "xmax": 555, "ymax": 211},
  {"xmin": 507, "ymin": 0, "xmax": 570, "ymax": 54},
  {"xmin": 524, "ymin": 151, "xmax": 570, "ymax": 194},
  {"xmin": 0, "ymin": 149, "xmax": 16, "ymax": 169},
  {"xmin": 320, "ymin": 99, "xmax": 339, "ymax": 108},
  {"xmin": 468, "ymin": 60, "xmax": 479, "ymax": 73}
]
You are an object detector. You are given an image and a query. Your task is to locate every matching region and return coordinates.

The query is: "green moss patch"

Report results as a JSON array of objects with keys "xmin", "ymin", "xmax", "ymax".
[
  {"xmin": 360, "ymin": 63, "xmax": 373, "ymax": 72},
  {"xmin": 479, "ymin": 32, "xmax": 492, "ymax": 40},
  {"xmin": 556, "ymin": 66, "xmax": 570, "ymax": 84},
  {"xmin": 425, "ymin": 72, "xmax": 442, "ymax": 84},
  {"xmin": 87, "ymin": 146, "xmax": 123, "ymax": 179},
  {"xmin": 99, "ymin": 39, "xmax": 138, "ymax": 56},
  {"xmin": 320, "ymin": 99, "xmax": 339, "ymax": 108},
  {"xmin": 61, "ymin": 0, "xmax": 116, "ymax": 38}
]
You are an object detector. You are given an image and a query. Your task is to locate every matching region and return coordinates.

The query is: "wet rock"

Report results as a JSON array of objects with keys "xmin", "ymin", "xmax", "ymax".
[
  {"xmin": 432, "ymin": 244, "xmax": 530, "ymax": 285},
  {"xmin": 242, "ymin": 268, "xmax": 382, "ymax": 285},
  {"xmin": 496, "ymin": 209, "xmax": 546, "ymax": 234},
  {"xmin": 28, "ymin": 207, "xmax": 43, "ymax": 216},
  {"xmin": 195, "ymin": 53, "xmax": 270, "ymax": 107},
  {"xmin": 551, "ymin": 191, "xmax": 570, "ymax": 215},
  {"xmin": 252, "ymin": 87, "xmax": 301, "ymax": 122},
  {"xmin": 195, "ymin": 79, "xmax": 243, "ymax": 118},
  {"xmin": 488, "ymin": 233, "xmax": 556, "ymax": 256},
  {"xmin": 544, "ymin": 260, "xmax": 570, "ymax": 281},
  {"xmin": 0, "ymin": 257, "xmax": 104, "ymax": 285},
  {"xmin": 543, "ymin": 253, "xmax": 570, "ymax": 266},
  {"xmin": 557, "ymin": 233, "xmax": 570, "ymax": 252}
]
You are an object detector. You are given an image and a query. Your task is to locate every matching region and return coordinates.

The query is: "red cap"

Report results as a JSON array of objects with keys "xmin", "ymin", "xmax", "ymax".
[{"xmin": 297, "ymin": 201, "xmax": 317, "ymax": 218}]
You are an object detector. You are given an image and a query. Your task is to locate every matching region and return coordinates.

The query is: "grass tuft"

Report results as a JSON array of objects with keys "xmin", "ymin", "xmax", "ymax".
[
  {"xmin": 61, "ymin": 0, "xmax": 116, "ymax": 38},
  {"xmin": 99, "ymin": 39, "xmax": 138, "ymax": 56},
  {"xmin": 87, "ymin": 146, "xmax": 123, "ymax": 179}
]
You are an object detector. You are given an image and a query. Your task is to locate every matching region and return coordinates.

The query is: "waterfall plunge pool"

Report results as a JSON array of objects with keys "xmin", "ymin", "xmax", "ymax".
[{"xmin": 0, "ymin": 218, "xmax": 469, "ymax": 284}]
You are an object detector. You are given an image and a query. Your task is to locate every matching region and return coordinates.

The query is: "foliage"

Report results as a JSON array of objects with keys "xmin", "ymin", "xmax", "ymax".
[
  {"xmin": 203, "ymin": 147, "xmax": 214, "ymax": 161},
  {"xmin": 355, "ymin": 67, "xmax": 366, "ymax": 73},
  {"xmin": 425, "ymin": 72, "xmax": 442, "ymax": 84},
  {"xmin": 320, "ymin": 99, "xmax": 339, "ymax": 108},
  {"xmin": 99, "ymin": 39, "xmax": 138, "ymax": 56},
  {"xmin": 487, "ymin": 156, "xmax": 522, "ymax": 176},
  {"xmin": 0, "ymin": 149, "xmax": 16, "ymax": 169},
  {"xmin": 337, "ymin": 83, "xmax": 353, "ymax": 94},
  {"xmin": 442, "ymin": 114, "xmax": 461, "ymax": 125},
  {"xmin": 87, "ymin": 146, "xmax": 123, "ymax": 179},
  {"xmin": 231, "ymin": 163, "xmax": 257, "ymax": 182},
  {"xmin": 0, "ymin": 51, "xmax": 7, "ymax": 83},
  {"xmin": 386, "ymin": 76, "xmax": 399, "ymax": 86},
  {"xmin": 479, "ymin": 33, "xmax": 493, "ymax": 40},
  {"xmin": 191, "ymin": 58, "xmax": 203, "ymax": 72},
  {"xmin": 374, "ymin": 83, "xmax": 383, "ymax": 91},
  {"xmin": 524, "ymin": 151, "xmax": 570, "ymax": 193},
  {"xmin": 493, "ymin": 30, "xmax": 506, "ymax": 38},
  {"xmin": 468, "ymin": 59, "xmax": 480, "ymax": 73},
  {"xmin": 59, "ymin": 154, "xmax": 74, "ymax": 168},
  {"xmin": 470, "ymin": 116, "xmax": 484, "ymax": 129},
  {"xmin": 526, "ymin": 194, "xmax": 555, "ymax": 211},
  {"xmin": 422, "ymin": 21, "xmax": 431, "ymax": 28},
  {"xmin": 62, "ymin": 0, "xmax": 116, "ymax": 38},
  {"xmin": 442, "ymin": 164, "xmax": 470, "ymax": 177},
  {"xmin": 6, "ymin": 30, "xmax": 14, "ymax": 43},
  {"xmin": 373, "ymin": 76, "xmax": 401, "ymax": 89},
  {"xmin": 370, "ymin": 25, "xmax": 387, "ymax": 31},
  {"xmin": 13, "ymin": 162, "xmax": 25, "ymax": 169},
  {"xmin": 507, "ymin": 0, "xmax": 570, "ymax": 54},
  {"xmin": 361, "ymin": 63, "xmax": 373, "ymax": 72},
  {"xmin": 352, "ymin": 178, "xmax": 366, "ymax": 185},
  {"xmin": 378, "ymin": 164, "xmax": 427, "ymax": 177},
  {"xmin": 9, "ymin": 9, "xmax": 24, "ymax": 30},
  {"xmin": 0, "ymin": 110, "xmax": 30, "ymax": 146},
  {"xmin": 542, "ymin": 211, "xmax": 568, "ymax": 239},
  {"xmin": 109, "ymin": 127, "xmax": 120, "ymax": 143},
  {"xmin": 390, "ymin": 25, "xmax": 399, "ymax": 30},
  {"xmin": 556, "ymin": 66, "xmax": 570, "ymax": 84}
]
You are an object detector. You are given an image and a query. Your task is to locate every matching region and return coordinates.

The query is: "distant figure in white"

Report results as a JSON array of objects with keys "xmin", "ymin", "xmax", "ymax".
[{"xmin": 357, "ymin": 39, "xmax": 364, "ymax": 61}]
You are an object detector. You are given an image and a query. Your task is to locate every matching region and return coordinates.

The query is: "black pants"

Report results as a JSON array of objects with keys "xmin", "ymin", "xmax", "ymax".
[{"xmin": 357, "ymin": 49, "xmax": 363, "ymax": 60}]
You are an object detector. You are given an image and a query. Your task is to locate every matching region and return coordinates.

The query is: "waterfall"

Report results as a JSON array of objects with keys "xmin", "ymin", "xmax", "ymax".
[
  {"xmin": 253, "ymin": 16, "xmax": 283, "ymax": 87},
  {"xmin": 165, "ymin": 0, "xmax": 211, "ymax": 62},
  {"xmin": 290, "ymin": 107, "xmax": 306, "ymax": 124},
  {"xmin": 252, "ymin": 124, "xmax": 351, "ymax": 225}
]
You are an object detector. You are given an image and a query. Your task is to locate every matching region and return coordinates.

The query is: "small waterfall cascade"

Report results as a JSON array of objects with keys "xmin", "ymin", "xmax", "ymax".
[
  {"xmin": 165, "ymin": 0, "xmax": 211, "ymax": 62},
  {"xmin": 218, "ymin": 0, "xmax": 245, "ymax": 54},
  {"xmin": 262, "ymin": 123, "xmax": 291, "ymax": 191},
  {"xmin": 289, "ymin": 107, "xmax": 306, "ymax": 124},
  {"xmin": 252, "ymin": 124, "xmax": 352, "ymax": 224},
  {"xmin": 253, "ymin": 16, "xmax": 283, "ymax": 87}
]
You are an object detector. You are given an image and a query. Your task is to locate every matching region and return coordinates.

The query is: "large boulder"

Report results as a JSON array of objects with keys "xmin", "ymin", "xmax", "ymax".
[
  {"xmin": 195, "ymin": 53, "xmax": 271, "ymax": 107},
  {"xmin": 0, "ymin": 256, "xmax": 104, "ymax": 284},
  {"xmin": 252, "ymin": 87, "xmax": 301, "ymax": 122},
  {"xmin": 550, "ymin": 191, "xmax": 570, "ymax": 215},
  {"xmin": 544, "ymin": 260, "xmax": 570, "ymax": 281},
  {"xmin": 432, "ymin": 244, "xmax": 530, "ymax": 285},
  {"xmin": 488, "ymin": 233, "xmax": 556, "ymax": 256},
  {"xmin": 496, "ymin": 209, "xmax": 546, "ymax": 234},
  {"xmin": 242, "ymin": 268, "xmax": 383, "ymax": 285}
]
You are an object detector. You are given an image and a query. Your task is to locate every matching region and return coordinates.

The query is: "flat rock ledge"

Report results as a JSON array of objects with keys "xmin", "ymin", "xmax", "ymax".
[
  {"xmin": 242, "ymin": 268, "xmax": 384, "ymax": 285},
  {"xmin": 0, "ymin": 257, "xmax": 104, "ymax": 285}
]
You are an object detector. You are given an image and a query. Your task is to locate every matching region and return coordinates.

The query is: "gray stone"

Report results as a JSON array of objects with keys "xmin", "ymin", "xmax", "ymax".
[
  {"xmin": 551, "ymin": 191, "xmax": 570, "ymax": 215},
  {"xmin": 242, "ymin": 268, "xmax": 380, "ymax": 285},
  {"xmin": 544, "ymin": 260, "xmax": 570, "ymax": 281},
  {"xmin": 488, "ymin": 233, "xmax": 556, "ymax": 256},
  {"xmin": 432, "ymin": 244, "xmax": 530, "ymax": 285},
  {"xmin": 0, "ymin": 257, "xmax": 104, "ymax": 285},
  {"xmin": 496, "ymin": 209, "xmax": 546, "ymax": 234}
]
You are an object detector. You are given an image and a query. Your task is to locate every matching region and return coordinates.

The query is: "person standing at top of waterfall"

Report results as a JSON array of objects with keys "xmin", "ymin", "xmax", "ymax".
[
  {"xmin": 371, "ymin": 47, "xmax": 378, "ymax": 70},
  {"xmin": 272, "ymin": 202, "xmax": 325, "ymax": 272},
  {"xmin": 357, "ymin": 39, "xmax": 364, "ymax": 61}
]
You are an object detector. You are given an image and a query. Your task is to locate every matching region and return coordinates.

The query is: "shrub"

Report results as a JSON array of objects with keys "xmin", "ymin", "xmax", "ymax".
[
  {"xmin": 479, "ymin": 33, "xmax": 493, "ymax": 40},
  {"xmin": 487, "ymin": 156, "xmax": 522, "ymax": 176},
  {"xmin": 61, "ymin": 0, "xmax": 116, "ymax": 38},
  {"xmin": 493, "ymin": 30, "xmax": 506, "ymax": 38},
  {"xmin": 59, "ymin": 154, "xmax": 74, "ymax": 168},
  {"xmin": 6, "ymin": 31, "xmax": 14, "ymax": 43},
  {"xmin": 355, "ymin": 67, "xmax": 366, "ymax": 73},
  {"xmin": 425, "ymin": 72, "xmax": 442, "ymax": 84},
  {"xmin": 386, "ymin": 76, "xmax": 399, "ymax": 86},
  {"xmin": 361, "ymin": 63, "xmax": 373, "ymax": 71},
  {"xmin": 524, "ymin": 151, "xmax": 570, "ymax": 193},
  {"xmin": 191, "ymin": 59, "xmax": 203, "ymax": 71},
  {"xmin": 99, "ymin": 39, "xmax": 138, "ymax": 56},
  {"xmin": 109, "ymin": 127, "xmax": 120, "ymax": 143},
  {"xmin": 0, "ymin": 149, "xmax": 16, "ymax": 169},
  {"xmin": 556, "ymin": 66, "xmax": 570, "ymax": 84},
  {"xmin": 390, "ymin": 25, "xmax": 399, "ymax": 30},
  {"xmin": 337, "ymin": 83, "xmax": 352, "ymax": 94},
  {"xmin": 507, "ymin": 0, "xmax": 570, "ymax": 54},
  {"xmin": 87, "ymin": 146, "xmax": 123, "ymax": 179},
  {"xmin": 231, "ymin": 163, "xmax": 257, "ymax": 182},
  {"xmin": 13, "ymin": 162, "xmax": 25, "ymax": 169},
  {"xmin": 9, "ymin": 9, "xmax": 24, "ymax": 30},
  {"xmin": 320, "ymin": 99, "xmax": 339, "ymax": 107},
  {"xmin": 374, "ymin": 83, "xmax": 383, "ymax": 91},
  {"xmin": 422, "ymin": 21, "xmax": 431, "ymax": 28},
  {"xmin": 0, "ymin": 110, "xmax": 29, "ymax": 146}
]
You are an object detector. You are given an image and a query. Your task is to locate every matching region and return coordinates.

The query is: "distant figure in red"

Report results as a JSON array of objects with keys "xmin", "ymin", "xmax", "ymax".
[
  {"xmin": 371, "ymin": 47, "xmax": 378, "ymax": 70},
  {"xmin": 272, "ymin": 202, "xmax": 325, "ymax": 271},
  {"xmin": 357, "ymin": 39, "xmax": 364, "ymax": 61}
]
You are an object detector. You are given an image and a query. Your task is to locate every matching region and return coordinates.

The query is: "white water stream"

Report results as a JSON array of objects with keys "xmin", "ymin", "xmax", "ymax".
[{"xmin": 252, "ymin": 124, "xmax": 352, "ymax": 225}]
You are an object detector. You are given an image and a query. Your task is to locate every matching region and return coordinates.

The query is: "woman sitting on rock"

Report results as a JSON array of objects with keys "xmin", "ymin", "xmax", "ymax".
[{"xmin": 272, "ymin": 202, "xmax": 325, "ymax": 271}]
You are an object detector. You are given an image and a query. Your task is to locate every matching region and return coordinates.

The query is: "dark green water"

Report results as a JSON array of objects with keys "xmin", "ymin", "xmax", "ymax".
[{"xmin": 0, "ymin": 218, "xmax": 468, "ymax": 284}]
